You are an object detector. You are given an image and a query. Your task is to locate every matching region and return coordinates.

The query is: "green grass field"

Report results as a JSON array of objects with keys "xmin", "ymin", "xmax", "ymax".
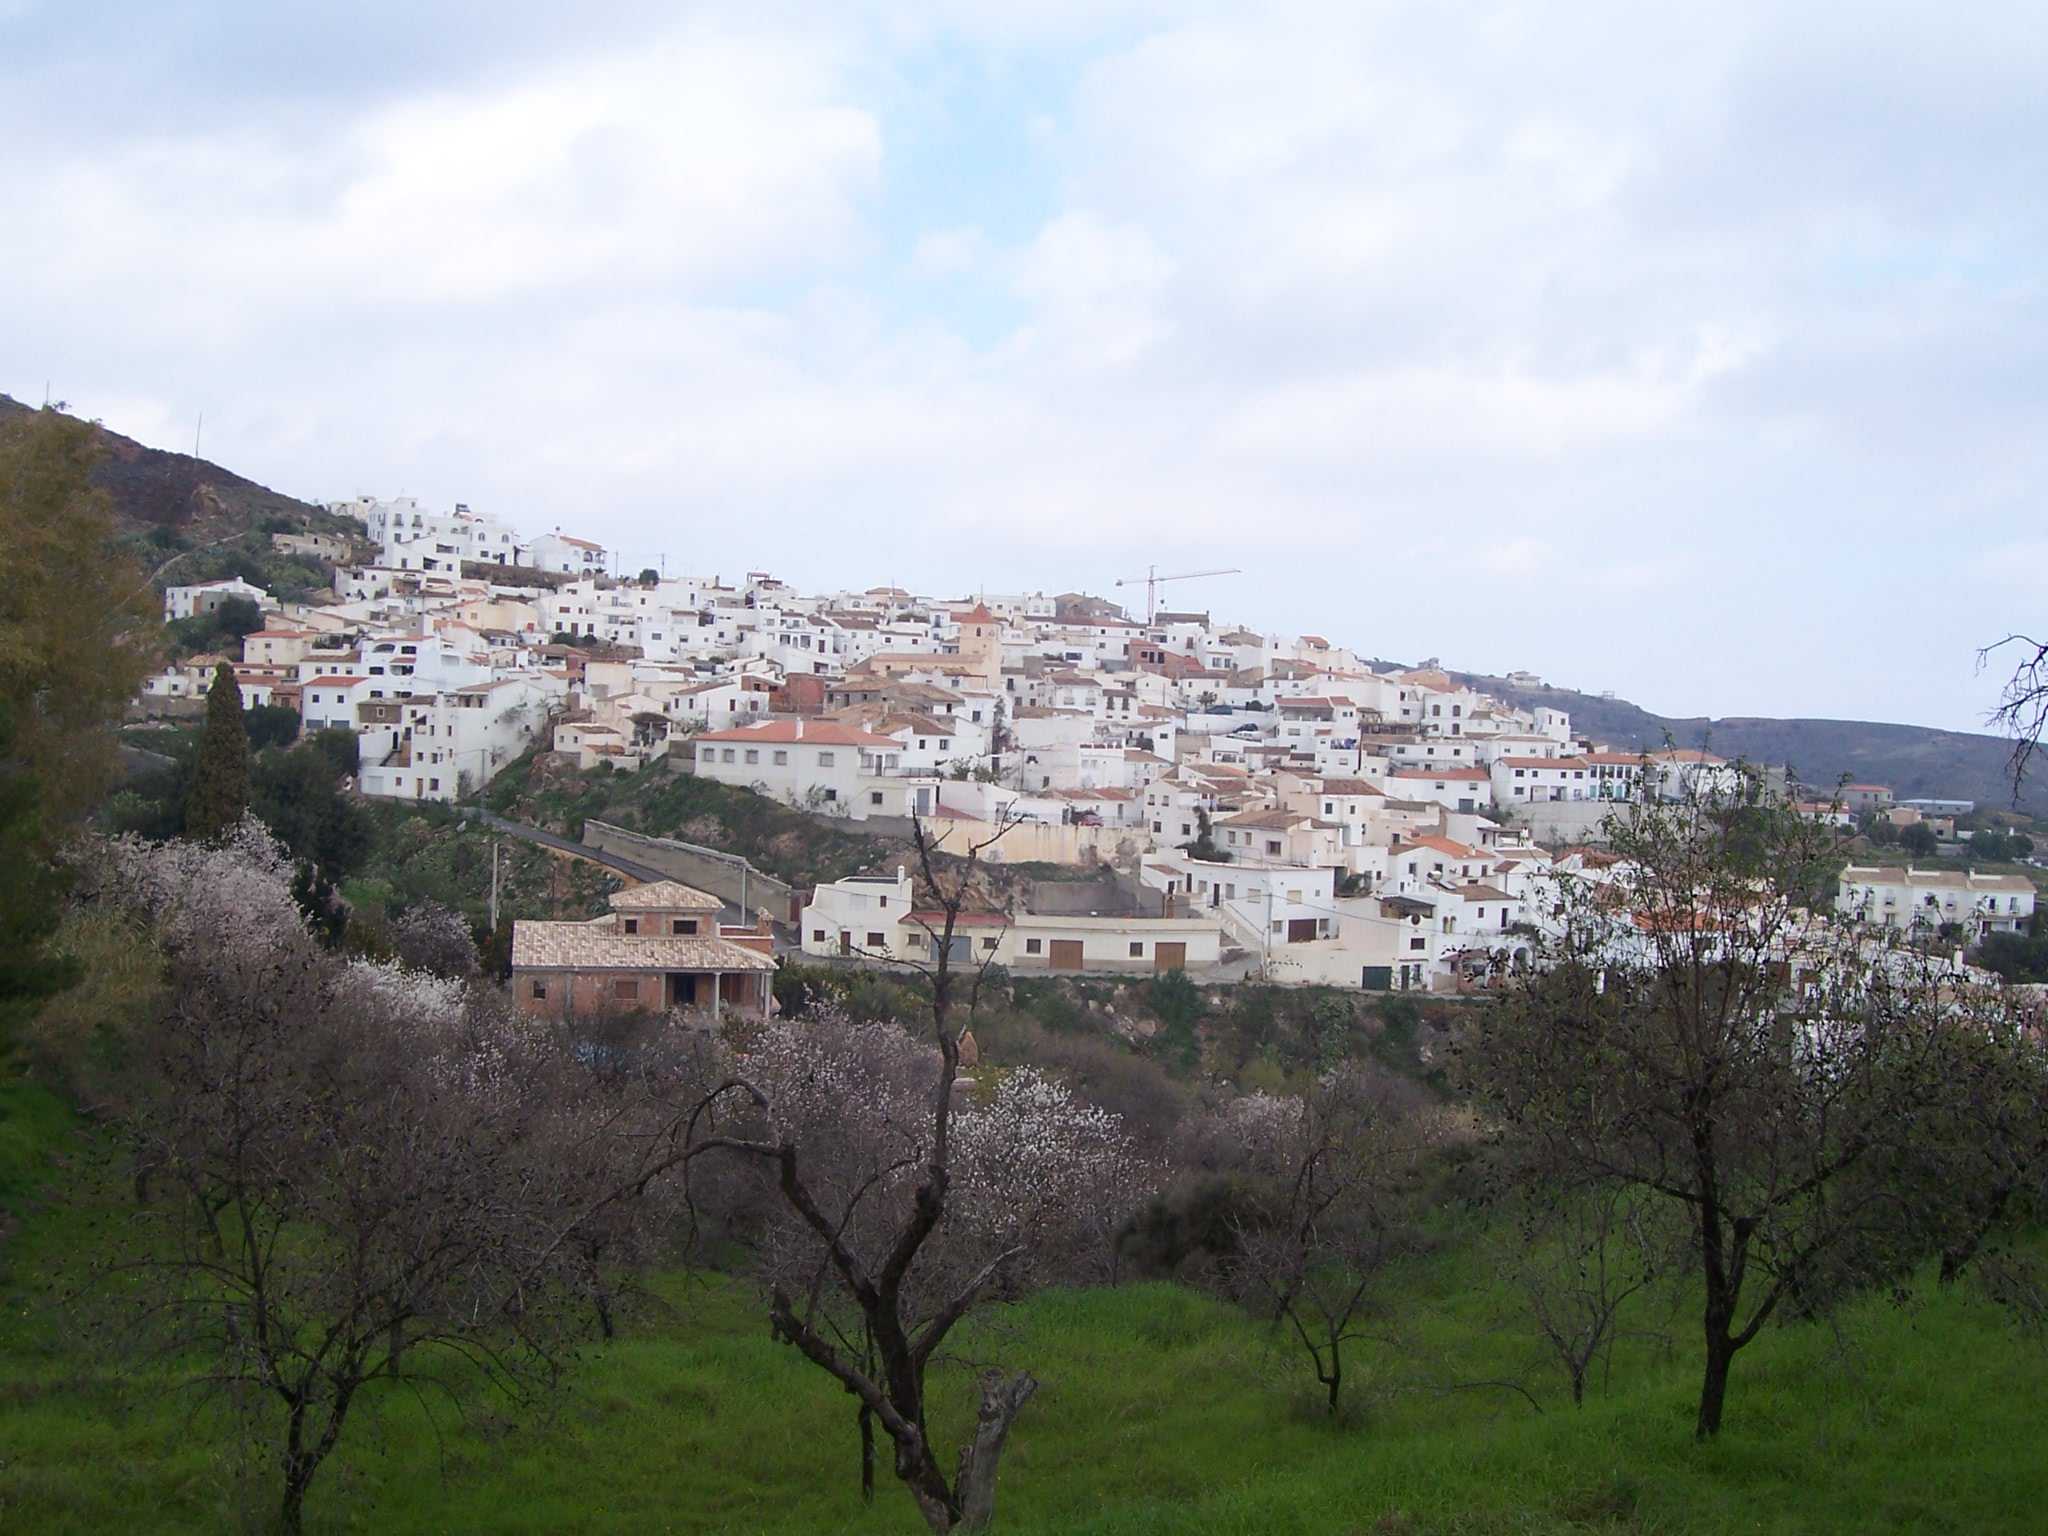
[{"xmin": 3, "ymin": 1077, "xmax": 2043, "ymax": 1534}]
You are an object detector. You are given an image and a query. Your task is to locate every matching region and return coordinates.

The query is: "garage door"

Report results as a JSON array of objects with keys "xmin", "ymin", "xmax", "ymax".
[
  {"xmin": 1153, "ymin": 942, "xmax": 1187, "ymax": 972},
  {"xmin": 1048, "ymin": 940, "xmax": 1085, "ymax": 971},
  {"xmin": 1286, "ymin": 918, "xmax": 1318, "ymax": 944}
]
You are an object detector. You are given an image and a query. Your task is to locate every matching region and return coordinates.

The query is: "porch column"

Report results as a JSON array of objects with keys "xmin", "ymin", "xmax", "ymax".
[{"xmin": 709, "ymin": 971, "xmax": 722, "ymax": 1018}]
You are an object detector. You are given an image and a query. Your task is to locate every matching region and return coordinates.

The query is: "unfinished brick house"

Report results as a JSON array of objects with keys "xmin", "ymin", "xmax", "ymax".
[{"xmin": 510, "ymin": 880, "xmax": 776, "ymax": 1020}]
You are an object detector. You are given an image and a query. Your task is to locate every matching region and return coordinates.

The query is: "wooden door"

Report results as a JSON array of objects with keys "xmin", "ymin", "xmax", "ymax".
[
  {"xmin": 1286, "ymin": 918, "xmax": 1318, "ymax": 944},
  {"xmin": 1153, "ymin": 942, "xmax": 1187, "ymax": 972},
  {"xmin": 1048, "ymin": 939, "xmax": 1085, "ymax": 971}
]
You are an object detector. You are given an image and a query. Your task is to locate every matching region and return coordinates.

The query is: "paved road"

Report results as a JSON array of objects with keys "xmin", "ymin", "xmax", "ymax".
[
  {"xmin": 457, "ymin": 807, "xmax": 770, "ymax": 934},
  {"xmin": 458, "ymin": 807, "xmax": 672, "ymax": 884}
]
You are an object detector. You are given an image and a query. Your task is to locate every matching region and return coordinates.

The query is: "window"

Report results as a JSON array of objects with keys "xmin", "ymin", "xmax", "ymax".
[
  {"xmin": 866, "ymin": 931, "xmax": 886, "ymax": 948},
  {"xmin": 744, "ymin": 749, "xmax": 759, "ymax": 765},
  {"xmin": 818, "ymin": 751, "xmax": 835, "ymax": 766},
  {"xmin": 1409, "ymin": 937, "xmax": 1426, "ymax": 951},
  {"xmin": 870, "ymin": 791, "xmax": 884, "ymax": 806},
  {"xmin": 530, "ymin": 978, "xmax": 547, "ymax": 1000},
  {"xmin": 1025, "ymin": 938, "xmax": 1042, "ymax": 954},
  {"xmin": 773, "ymin": 750, "xmax": 788, "ymax": 766},
  {"xmin": 1129, "ymin": 942, "xmax": 1144, "ymax": 957},
  {"xmin": 1266, "ymin": 839, "xmax": 1282, "ymax": 855},
  {"xmin": 721, "ymin": 748, "xmax": 736, "ymax": 763},
  {"xmin": 812, "ymin": 929, "xmax": 825, "ymax": 942},
  {"xmin": 981, "ymin": 937, "xmax": 998, "ymax": 951},
  {"xmin": 672, "ymin": 918, "xmax": 698, "ymax": 936},
  {"xmin": 612, "ymin": 978, "xmax": 639, "ymax": 1000},
  {"xmin": 622, "ymin": 918, "xmax": 639, "ymax": 934}
]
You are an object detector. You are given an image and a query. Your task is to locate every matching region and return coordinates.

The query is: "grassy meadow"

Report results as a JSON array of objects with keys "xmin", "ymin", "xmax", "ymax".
[{"xmin": 2, "ymin": 1076, "xmax": 2043, "ymax": 1535}]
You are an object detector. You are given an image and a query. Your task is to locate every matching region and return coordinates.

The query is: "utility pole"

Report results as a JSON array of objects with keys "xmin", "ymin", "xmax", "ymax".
[
  {"xmin": 193, "ymin": 411, "xmax": 203, "ymax": 460},
  {"xmin": 489, "ymin": 837, "xmax": 502, "ymax": 933}
]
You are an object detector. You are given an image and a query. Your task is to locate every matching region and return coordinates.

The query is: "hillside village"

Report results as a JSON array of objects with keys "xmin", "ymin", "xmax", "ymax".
[{"xmin": 131, "ymin": 494, "xmax": 2038, "ymax": 1007}]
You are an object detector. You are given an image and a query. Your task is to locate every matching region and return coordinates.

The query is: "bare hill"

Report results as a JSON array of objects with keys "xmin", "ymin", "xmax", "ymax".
[
  {"xmin": 0, "ymin": 394, "xmax": 350, "ymax": 545},
  {"xmin": 1454, "ymin": 671, "xmax": 2042, "ymax": 817}
]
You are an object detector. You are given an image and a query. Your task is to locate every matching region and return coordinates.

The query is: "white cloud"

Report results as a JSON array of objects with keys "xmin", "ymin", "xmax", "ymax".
[{"xmin": 4, "ymin": 1, "xmax": 2044, "ymax": 731}]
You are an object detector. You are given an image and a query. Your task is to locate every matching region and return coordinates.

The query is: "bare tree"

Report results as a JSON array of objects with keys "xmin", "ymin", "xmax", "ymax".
[
  {"xmin": 1981, "ymin": 632, "xmax": 2048, "ymax": 793},
  {"xmin": 1460, "ymin": 774, "xmax": 2023, "ymax": 1438},
  {"xmin": 664, "ymin": 813, "xmax": 1114, "ymax": 1533},
  {"xmin": 1495, "ymin": 1175, "xmax": 1679, "ymax": 1406},
  {"xmin": 1189, "ymin": 1066, "xmax": 1438, "ymax": 1417}
]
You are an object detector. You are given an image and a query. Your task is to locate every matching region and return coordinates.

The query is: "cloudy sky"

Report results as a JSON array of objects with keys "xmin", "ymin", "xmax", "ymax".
[{"xmin": 4, "ymin": 2, "xmax": 2042, "ymax": 731}]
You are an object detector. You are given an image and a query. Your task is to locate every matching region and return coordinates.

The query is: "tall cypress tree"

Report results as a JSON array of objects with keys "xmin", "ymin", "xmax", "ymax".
[{"xmin": 186, "ymin": 660, "xmax": 250, "ymax": 841}]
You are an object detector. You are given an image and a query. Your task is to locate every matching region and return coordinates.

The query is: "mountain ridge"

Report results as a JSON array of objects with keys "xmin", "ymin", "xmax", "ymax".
[{"xmin": 1452, "ymin": 671, "xmax": 2041, "ymax": 817}]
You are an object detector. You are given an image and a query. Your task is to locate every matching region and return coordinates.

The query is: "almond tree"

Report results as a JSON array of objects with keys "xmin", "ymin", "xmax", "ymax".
[
  {"xmin": 666, "ymin": 815, "xmax": 1123, "ymax": 1532},
  {"xmin": 1460, "ymin": 776, "xmax": 2020, "ymax": 1438},
  {"xmin": 1494, "ymin": 1174, "xmax": 1679, "ymax": 1406},
  {"xmin": 1189, "ymin": 1066, "xmax": 1438, "ymax": 1417},
  {"xmin": 85, "ymin": 823, "xmax": 636, "ymax": 1534}
]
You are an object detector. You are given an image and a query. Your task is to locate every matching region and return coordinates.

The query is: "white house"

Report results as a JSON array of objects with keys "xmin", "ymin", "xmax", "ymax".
[
  {"xmin": 1836, "ymin": 864, "xmax": 2036, "ymax": 940},
  {"xmin": 691, "ymin": 718, "xmax": 907, "ymax": 815},
  {"xmin": 528, "ymin": 532, "xmax": 609, "ymax": 577},
  {"xmin": 359, "ymin": 675, "xmax": 558, "ymax": 802},
  {"xmin": 165, "ymin": 577, "xmax": 276, "ymax": 623}
]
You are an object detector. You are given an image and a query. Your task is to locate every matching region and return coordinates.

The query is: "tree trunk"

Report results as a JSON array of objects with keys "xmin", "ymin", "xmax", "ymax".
[
  {"xmin": 896, "ymin": 1432, "xmax": 961, "ymax": 1535},
  {"xmin": 859, "ymin": 1403, "xmax": 876, "ymax": 1504},
  {"xmin": 1696, "ymin": 1331, "xmax": 1733, "ymax": 1439},
  {"xmin": 955, "ymin": 1371, "xmax": 1038, "ymax": 1532},
  {"xmin": 280, "ymin": 1453, "xmax": 315, "ymax": 1536}
]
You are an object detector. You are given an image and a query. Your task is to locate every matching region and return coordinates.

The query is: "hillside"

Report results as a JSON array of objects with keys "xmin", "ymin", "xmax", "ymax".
[
  {"xmin": 3, "ymin": 1076, "xmax": 2043, "ymax": 1534},
  {"xmin": 1453, "ymin": 670, "xmax": 2046, "ymax": 818},
  {"xmin": 0, "ymin": 394, "xmax": 352, "ymax": 544}
]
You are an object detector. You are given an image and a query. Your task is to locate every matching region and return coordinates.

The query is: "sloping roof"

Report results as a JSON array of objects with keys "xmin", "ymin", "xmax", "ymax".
[
  {"xmin": 510, "ymin": 920, "xmax": 774, "ymax": 971},
  {"xmin": 610, "ymin": 880, "xmax": 723, "ymax": 912},
  {"xmin": 1218, "ymin": 808, "xmax": 1313, "ymax": 830},
  {"xmin": 1393, "ymin": 835, "xmax": 1482, "ymax": 859},
  {"xmin": 1317, "ymin": 778, "xmax": 1385, "ymax": 796}
]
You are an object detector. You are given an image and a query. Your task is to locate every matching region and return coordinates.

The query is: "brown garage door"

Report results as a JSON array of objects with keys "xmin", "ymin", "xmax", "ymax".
[
  {"xmin": 1153, "ymin": 942, "xmax": 1187, "ymax": 972},
  {"xmin": 1048, "ymin": 940, "xmax": 1085, "ymax": 971}
]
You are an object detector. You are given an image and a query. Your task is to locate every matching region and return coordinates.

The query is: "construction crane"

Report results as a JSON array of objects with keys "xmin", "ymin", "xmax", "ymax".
[{"xmin": 1114, "ymin": 565, "xmax": 1242, "ymax": 625}]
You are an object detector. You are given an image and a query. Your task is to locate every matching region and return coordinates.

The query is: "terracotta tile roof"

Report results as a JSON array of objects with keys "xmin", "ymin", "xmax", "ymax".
[
  {"xmin": 1456, "ymin": 884, "xmax": 1513, "ymax": 902},
  {"xmin": 1497, "ymin": 756, "xmax": 1591, "ymax": 770},
  {"xmin": 1393, "ymin": 835, "xmax": 1482, "ymax": 859},
  {"xmin": 1390, "ymin": 767, "xmax": 1489, "ymax": 781},
  {"xmin": 1317, "ymin": 778, "xmax": 1386, "ymax": 796},
  {"xmin": 1219, "ymin": 808, "xmax": 1312, "ymax": 829},
  {"xmin": 510, "ymin": 920, "xmax": 774, "ymax": 971},
  {"xmin": 610, "ymin": 880, "xmax": 724, "ymax": 912}
]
